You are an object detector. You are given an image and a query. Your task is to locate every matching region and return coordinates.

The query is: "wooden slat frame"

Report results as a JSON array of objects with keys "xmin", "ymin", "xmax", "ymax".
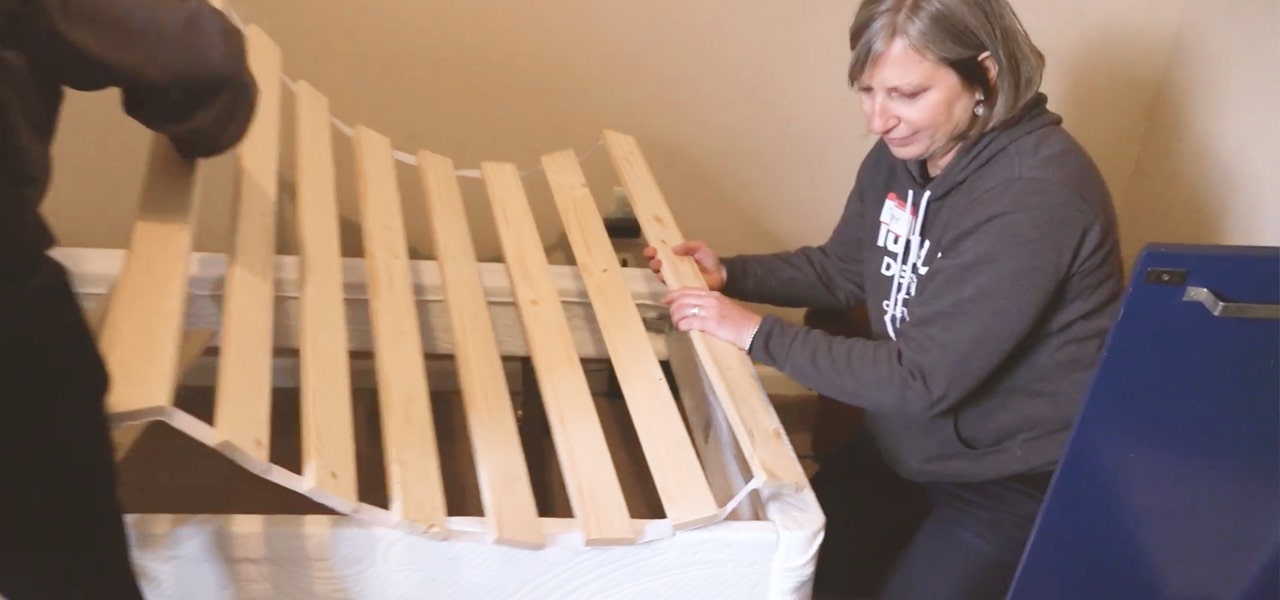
[
  {"xmin": 602, "ymin": 129, "xmax": 808, "ymax": 491},
  {"xmin": 292, "ymin": 82, "xmax": 360, "ymax": 509},
  {"xmin": 352, "ymin": 126, "xmax": 448, "ymax": 534},
  {"xmin": 481, "ymin": 161, "xmax": 635, "ymax": 545},
  {"xmin": 418, "ymin": 150, "xmax": 543, "ymax": 549},
  {"xmin": 87, "ymin": 0, "xmax": 812, "ymax": 551},
  {"xmin": 89, "ymin": 76, "xmax": 798, "ymax": 545},
  {"xmin": 541, "ymin": 150, "xmax": 719, "ymax": 529},
  {"xmin": 213, "ymin": 25, "xmax": 282, "ymax": 465}
]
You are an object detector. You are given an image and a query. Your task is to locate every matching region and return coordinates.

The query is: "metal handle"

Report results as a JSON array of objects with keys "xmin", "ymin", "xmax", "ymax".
[{"xmin": 1182, "ymin": 286, "xmax": 1280, "ymax": 319}]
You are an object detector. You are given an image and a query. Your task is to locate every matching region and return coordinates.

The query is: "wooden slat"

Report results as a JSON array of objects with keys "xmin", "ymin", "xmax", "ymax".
[
  {"xmin": 352, "ymin": 126, "xmax": 447, "ymax": 534},
  {"xmin": 213, "ymin": 25, "xmax": 282, "ymax": 465},
  {"xmin": 602, "ymin": 129, "xmax": 808, "ymax": 490},
  {"xmin": 481, "ymin": 161, "xmax": 635, "ymax": 545},
  {"xmin": 418, "ymin": 151, "xmax": 543, "ymax": 548},
  {"xmin": 541, "ymin": 150, "xmax": 718, "ymax": 528},
  {"xmin": 98, "ymin": 135, "xmax": 201, "ymax": 419},
  {"xmin": 112, "ymin": 328, "xmax": 215, "ymax": 461},
  {"xmin": 292, "ymin": 82, "xmax": 359, "ymax": 507}
]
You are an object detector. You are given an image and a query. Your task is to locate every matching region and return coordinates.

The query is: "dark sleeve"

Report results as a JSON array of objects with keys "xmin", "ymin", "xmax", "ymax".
[
  {"xmin": 747, "ymin": 179, "xmax": 1097, "ymax": 415},
  {"xmin": 721, "ymin": 184, "xmax": 867, "ymax": 309},
  {"xmin": 26, "ymin": 0, "xmax": 256, "ymax": 158}
]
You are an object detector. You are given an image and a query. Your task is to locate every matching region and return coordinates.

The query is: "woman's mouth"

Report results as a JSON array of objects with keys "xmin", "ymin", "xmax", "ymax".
[{"xmin": 884, "ymin": 134, "xmax": 915, "ymax": 147}]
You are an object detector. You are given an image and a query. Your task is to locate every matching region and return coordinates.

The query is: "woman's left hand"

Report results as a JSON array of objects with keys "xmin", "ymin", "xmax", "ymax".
[{"xmin": 663, "ymin": 288, "xmax": 763, "ymax": 351}]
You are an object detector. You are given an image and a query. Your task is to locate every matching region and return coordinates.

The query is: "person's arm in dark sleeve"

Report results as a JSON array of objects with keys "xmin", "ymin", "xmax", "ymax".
[
  {"xmin": 26, "ymin": 0, "xmax": 256, "ymax": 158},
  {"xmin": 748, "ymin": 180, "xmax": 1100, "ymax": 415}
]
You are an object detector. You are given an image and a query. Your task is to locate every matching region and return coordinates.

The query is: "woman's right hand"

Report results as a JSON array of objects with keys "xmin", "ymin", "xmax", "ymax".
[{"xmin": 643, "ymin": 240, "xmax": 727, "ymax": 291}]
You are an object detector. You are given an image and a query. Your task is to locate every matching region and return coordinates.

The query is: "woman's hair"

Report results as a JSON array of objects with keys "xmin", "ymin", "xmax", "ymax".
[{"xmin": 848, "ymin": 0, "xmax": 1045, "ymax": 136}]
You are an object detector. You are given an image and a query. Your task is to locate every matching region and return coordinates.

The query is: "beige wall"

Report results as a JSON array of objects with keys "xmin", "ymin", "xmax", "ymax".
[
  {"xmin": 1118, "ymin": 0, "xmax": 1280, "ymax": 264},
  {"xmin": 40, "ymin": 0, "xmax": 1279, "ymax": 280}
]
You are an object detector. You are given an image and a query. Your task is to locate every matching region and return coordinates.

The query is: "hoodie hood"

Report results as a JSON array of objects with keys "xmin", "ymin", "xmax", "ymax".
[
  {"xmin": 880, "ymin": 94, "xmax": 1061, "ymax": 339},
  {"xmin": 908, "ymin": 93, "xmax": 1060, "ymax": 198}
]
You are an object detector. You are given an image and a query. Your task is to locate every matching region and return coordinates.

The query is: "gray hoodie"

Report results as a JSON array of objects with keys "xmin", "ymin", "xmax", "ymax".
[{"xmin": 724, "ymin": 94, "xmax": 1122, "ymax": 482}]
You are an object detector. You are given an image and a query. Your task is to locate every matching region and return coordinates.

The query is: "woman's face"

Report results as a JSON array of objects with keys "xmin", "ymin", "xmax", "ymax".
[{"xmin": 855, "ymin": 37, "xmax": 982, "ymax": 175}]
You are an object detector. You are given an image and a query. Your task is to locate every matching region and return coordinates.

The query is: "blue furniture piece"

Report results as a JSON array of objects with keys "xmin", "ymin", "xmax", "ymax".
[{"xmin": 1008, "ymin": 244, "xmax": 1280, "ymax": 600}]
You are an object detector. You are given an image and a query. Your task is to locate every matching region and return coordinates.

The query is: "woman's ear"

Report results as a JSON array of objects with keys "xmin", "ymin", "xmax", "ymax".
[{"xmin": 977, "ymin": 50, "xmax": 999, "ymax": 88}]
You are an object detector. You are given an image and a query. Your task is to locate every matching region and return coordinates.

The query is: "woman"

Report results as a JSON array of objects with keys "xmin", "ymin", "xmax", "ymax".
[
  {"xmin": 648, "ymin": 0, "xmax": 1122, "ymax": 597},
  {"xmin": 0, "ymin": 1, "xmax": 255, "ymax": 598}
]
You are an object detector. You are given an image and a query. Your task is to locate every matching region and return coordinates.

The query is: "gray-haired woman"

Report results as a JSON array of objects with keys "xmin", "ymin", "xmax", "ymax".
[{"xmin": 649, "ymin": 0, "xmax": 1123, "ymax": 597}]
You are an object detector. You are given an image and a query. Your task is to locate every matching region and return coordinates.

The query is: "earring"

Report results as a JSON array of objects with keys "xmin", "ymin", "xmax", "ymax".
[{"xmin": 974, "ymin": 93, "xmax": 986, "ymax": 117}]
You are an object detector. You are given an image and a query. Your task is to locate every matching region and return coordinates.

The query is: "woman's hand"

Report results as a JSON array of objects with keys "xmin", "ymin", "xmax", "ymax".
[
  {"xmin": 664, "ymin": 288, "xmax": 763, "ymax": 351},
  {"xmin": 643, "ymin": 241, "xmax": 727, "ymax": 291}
]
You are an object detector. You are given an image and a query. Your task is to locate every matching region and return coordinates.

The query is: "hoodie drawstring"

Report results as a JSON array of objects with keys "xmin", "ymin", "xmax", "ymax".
[{"xmin": 884, "ymin": 189, "xmax": 932, "ymax": 340}]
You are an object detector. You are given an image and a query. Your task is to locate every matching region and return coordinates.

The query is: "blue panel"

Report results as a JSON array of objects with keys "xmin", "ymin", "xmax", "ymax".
[{"xmin": 1008, "ymin": 244, "xmax": 1280, "ymax": 600}]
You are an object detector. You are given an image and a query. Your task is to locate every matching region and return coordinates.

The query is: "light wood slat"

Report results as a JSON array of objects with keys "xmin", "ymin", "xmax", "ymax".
[
  {"xmin": 291, "ymin": 82, "xmax": 360, "ymax": 507},
  {"xmin": 213, "ymin": 25, "xmax": 282, "ymax": 465},
  {"xmin": 352, "ymin": 126, "xmax": 447, "ymax": 534},
  {"xmin": 481, "ymin": 161, "xmax": 635, "ymax": 545},
  {"xmin": 541, "ymin": 150, "xmax": 719, "ymax": 529},
  {"xmin": 602, "ymin": 129, "xmax": 808, "ymax": 491},
  {"xmin": 98, "ymin": 135, "xmax": 202, "ymax": 419},
  {"xmin": 418, "ymin": 151, "xmax": 543, "ymax": 549},
  {"xmin": 112, "ymin": 328, "xmax": 215, "ymax": 462}
]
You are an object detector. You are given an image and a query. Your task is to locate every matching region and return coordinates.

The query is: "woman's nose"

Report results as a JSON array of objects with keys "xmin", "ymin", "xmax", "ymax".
[{"xmin": 865, "ymin": 99, "xmax": 896, "ymax": 136}]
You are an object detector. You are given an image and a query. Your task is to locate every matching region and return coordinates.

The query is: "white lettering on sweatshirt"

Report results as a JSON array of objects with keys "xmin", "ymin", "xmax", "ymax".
[{"xmin": 876, "ymin": 191, "xmax": 935, "ymax": 339}]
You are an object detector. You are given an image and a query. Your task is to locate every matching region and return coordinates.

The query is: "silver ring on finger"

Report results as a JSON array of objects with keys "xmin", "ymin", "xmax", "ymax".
[{"xmin": 689, "ymin": 305, "xmax": 701, "ymax": 318}]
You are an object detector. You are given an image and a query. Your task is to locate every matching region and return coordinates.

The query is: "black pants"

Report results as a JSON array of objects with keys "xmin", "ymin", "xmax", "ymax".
[
  {"xmin": 812, "ymin": 434, "xmax": 1050, "ymax": 600},
  {"xmin": 0, "ymin": 256, "xmax": 143, "ymax": 600}
]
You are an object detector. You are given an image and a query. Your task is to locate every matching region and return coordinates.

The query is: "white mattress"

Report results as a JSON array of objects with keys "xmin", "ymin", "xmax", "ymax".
[{"xmin": 128, "ymin": 515, "xmax": 786, "ymax": 600}]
